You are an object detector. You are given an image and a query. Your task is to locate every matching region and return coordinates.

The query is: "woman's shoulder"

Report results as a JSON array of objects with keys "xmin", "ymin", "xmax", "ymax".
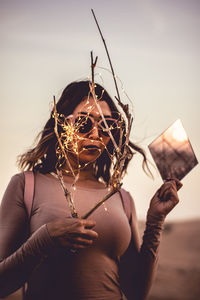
[
  {"xmin": 6, "ymin": 171, "xmax": 44, "ymax": 193},
  {"xmin": 119, "ymin": 187, "xmax": 137, "ymax": 220},
  {"xmin": 119, "ymin": 188, "xmax": 134, "ymax": 202},
  {"xmin": 1, "ymin": 173, "xmax": 25, "ymax": 207},
  {"xmin": 9, "ymin": 172, "xmax": 25, "ymax": 186},
  {"xmin": 5, "ymin": 172, "xmax": 25, "ymax": 197}
]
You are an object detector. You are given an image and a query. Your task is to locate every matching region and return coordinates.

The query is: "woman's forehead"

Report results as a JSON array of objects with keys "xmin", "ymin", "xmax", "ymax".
[{"xmin": 73, "ymin": 97, "xmax": 111, "ymax": 117}]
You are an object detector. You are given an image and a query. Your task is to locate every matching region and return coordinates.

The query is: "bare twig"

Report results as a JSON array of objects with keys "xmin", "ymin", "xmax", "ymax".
[
  {"xmin": 91, "ymin": 51, "xmax": 98, "ymax": 85},
  {"xmin": 82, "ymin": 186, "xmax": 121, "ymax": 219},
  {"xmin": 56, "ymin": 170, "xmax": 78, "ymax": 218},
  {"xmin": 86, "ymin": 10, "xmax": 135, "ymax": 217},
  {"xmin": 91, "ymin": 9, "xmax": 121, "ymax": 103},
  {"xmin": 89, "ymin": 82, "xmax": 119, "ymax": 152},
  {"xmin": 53, "ymin": 96, "xmax": 78, "ymax": 218},
  {"xmin": 53, "ymin": 11, "xmax": 134, "ymax": 219},
  {"xmin": 53, "ymin": 96, "xmax": 76, "ymax": 177},
  {"xmin": 82, "ymin": 9, "xmax": 135, "ymax": 216}
]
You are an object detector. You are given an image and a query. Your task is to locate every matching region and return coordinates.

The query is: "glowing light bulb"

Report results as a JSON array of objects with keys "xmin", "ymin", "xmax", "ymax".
[{"xmin": 103, "ymin": 202, "xmax": 108, "ymax": 212}]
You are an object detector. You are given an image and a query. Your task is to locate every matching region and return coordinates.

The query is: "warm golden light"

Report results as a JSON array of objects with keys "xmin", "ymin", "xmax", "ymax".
[
  {"xmin": 52, "ymin": 77, "xmax": 133, "ymax": 219},
  {"xmin": 169, "ymin": 119, "xmax": 188, "ymax": 142}
]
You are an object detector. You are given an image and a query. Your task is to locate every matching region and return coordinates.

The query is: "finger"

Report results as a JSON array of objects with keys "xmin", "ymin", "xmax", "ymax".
[
  {"xmin": 70, "ymin": 229, "xmax": 98, "ymax": 240},
  {"xmin": 161, "ymin": 186, "xmax": 179, "ymax": 205},
  {"xmin": 161, "ymin": 189, "xmax": 178, "ymax": 204},
  {"xmin": 71, "ymin": 243, "xmax": 88, "ymax": 249},
  {"xmin": 61, "ymin": 240, "xmax": 89, "ymax": 249},
  {"xmin": 80, "ymin": 219, "xmax": 96, "ymax": 229},
  {"xmin": 159, "ymin": 181, "xmax": 176, "ymax": 199},
  {"xmin": 165, "ymin": 178, "xmax": 183, "ymax": 191},
  {"xmin": 68, "ymin": 236, "xmax": 94, "ymax": 246},
  {"xmin": 159, "ymin": 182, "xmax": 179, "ymax": 202},
  {"xmin": 59, "ymin": 238, "xmax": 90, "ymax": 249},
  {"xmin": 82, "ymin": 229, "xmax": 98, "ymax": 240},
  {"xmin": 173, "ymin": 178, "xmax": 182, "ymax": 191}
]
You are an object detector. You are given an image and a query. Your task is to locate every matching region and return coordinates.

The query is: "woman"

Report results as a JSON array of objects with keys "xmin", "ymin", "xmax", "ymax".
[{"xmin": 0, "ymin": 81, "xmax": 181, "ymax": 300}]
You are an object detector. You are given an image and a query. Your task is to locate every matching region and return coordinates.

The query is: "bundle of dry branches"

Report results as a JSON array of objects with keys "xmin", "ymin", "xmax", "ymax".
[{"xmin": 52, "ymin": 9, "xmax": 133, "ymax": 219}]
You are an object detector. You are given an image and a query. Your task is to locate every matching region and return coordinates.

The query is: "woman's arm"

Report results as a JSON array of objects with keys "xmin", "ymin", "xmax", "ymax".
[
  {"xmin": 120, "ymin": 179, "xmax": 182, "ymax": 300},
  {"xmin": 0, "ymin": 174, "xmax": 54, "ymax": 297},
  {"xmin": 0, "ymin": 173, "xmax": 98, "ymax": 297}
]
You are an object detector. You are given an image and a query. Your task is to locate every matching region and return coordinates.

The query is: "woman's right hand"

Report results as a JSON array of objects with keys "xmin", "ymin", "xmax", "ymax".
[{"xmin": 46, "ymin": 218, "xmax": 98, "ymax": 250}]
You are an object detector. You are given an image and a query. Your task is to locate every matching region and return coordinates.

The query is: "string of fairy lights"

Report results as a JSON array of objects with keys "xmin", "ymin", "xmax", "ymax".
[
  {"xmin": 52, "ymin": 79, "xmax": 132, "ymax": 219},
  {"xmin": 51, "ymin": 10, "xmax": 134, "ymax": 219}
]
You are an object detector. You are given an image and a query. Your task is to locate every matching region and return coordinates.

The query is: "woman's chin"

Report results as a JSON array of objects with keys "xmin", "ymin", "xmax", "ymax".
[{"xmin": 78, "ymin": 149, "xmax": 102, "ymax": 163}]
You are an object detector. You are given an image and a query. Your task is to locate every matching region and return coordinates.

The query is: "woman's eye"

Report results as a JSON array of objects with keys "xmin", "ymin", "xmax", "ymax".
[
  {"xmin": 101, "ymin": 119, "xmax": 116, "ymax": 129},
  {"xmin": 75, "ymin": 116, "xmax": 93, "ymax": 134}
]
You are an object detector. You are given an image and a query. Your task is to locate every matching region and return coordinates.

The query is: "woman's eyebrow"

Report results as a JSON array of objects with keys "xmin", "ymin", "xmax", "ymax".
[{"xmin": 78, "ymin": 112, "xmax": 112, "ymax": 118}]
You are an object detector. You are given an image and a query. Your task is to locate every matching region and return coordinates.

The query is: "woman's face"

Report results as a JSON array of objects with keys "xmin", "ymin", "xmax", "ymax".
[{"xmin": 71, "ymin": 96, "xmax": 112, "ymax": 164}]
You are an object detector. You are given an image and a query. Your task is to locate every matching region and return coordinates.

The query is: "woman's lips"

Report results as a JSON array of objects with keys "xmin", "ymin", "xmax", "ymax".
[{"xmin": 83, "ymin": 145, "xmax": 101, "ymax": 151}]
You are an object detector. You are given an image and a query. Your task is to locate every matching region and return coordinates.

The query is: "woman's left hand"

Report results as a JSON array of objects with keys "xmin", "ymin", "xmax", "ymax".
[{"xmin": 147, "ymin": 178, "xmax": 183, "ymax": 221}]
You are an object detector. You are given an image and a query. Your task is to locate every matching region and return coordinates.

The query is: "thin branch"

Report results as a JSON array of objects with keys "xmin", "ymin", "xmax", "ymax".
[
  {"xmin": 91, "ymin": 51, "xmax": 98, "ymax": 85},
  {"xmin": 53, "ymin": 96, "xmax": 78, "ymax": 218},
  {"xmin": 91, "ymin": 9, "xmax": 121, "ymax": 102},
  {"xmin": 82, "ymin": 186, "xmax": 120, "ymax": 219},
  {"xmin": 80, "ymin": 10, "xmax": 135, "ymax": 218},
  {"xmin": 89, "ymin": 82, "xmax": 119, "ymax": 152},
  {"xmin": 53, "ymin": 96, "xmax": 76, "ymax": 178},
  {"xmin": 56, "ymin": 169, "xmax": 78, "ymax": 218},
  {"xmin": 53, "ymin": 11, "xmax": 135, "ymax": 220}
]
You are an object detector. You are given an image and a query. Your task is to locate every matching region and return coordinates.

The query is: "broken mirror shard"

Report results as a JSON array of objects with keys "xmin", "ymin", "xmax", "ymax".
[{"xmin": 148, "ymin": 119, "xmax": 198, "ymax": 181}]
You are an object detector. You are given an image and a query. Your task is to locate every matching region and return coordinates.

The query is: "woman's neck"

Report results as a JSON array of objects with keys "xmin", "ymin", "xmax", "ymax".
[{"xmin": 63, "ymin": 163, "xmax": 96, "ymax": 182}]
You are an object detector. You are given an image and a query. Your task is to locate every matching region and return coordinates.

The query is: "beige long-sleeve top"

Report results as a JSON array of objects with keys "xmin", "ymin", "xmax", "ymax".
[{"xmin": 0, "ymin": 172, "xmax": 164, "ymax": 300}]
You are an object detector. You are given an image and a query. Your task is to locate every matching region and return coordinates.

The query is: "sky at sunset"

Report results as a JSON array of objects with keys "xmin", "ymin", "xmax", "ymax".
[{"xmin": 1, "ymin": 0, "xmax": 199, "ymax": 220}]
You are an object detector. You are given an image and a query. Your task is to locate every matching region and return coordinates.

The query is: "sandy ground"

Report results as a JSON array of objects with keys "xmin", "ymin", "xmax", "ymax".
[
  {"xmin": 148, "ymin": 219, "xmax": 200, "ymax": 300},
  {"xmin": 1, "ymin": 219, "xmax": 200, "ymax": 300}
]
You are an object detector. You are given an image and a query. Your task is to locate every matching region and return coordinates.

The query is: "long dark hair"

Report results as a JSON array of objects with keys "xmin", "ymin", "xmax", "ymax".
[{"xmin": 18, "ymin": 80, "xmax": 150, "ymax": 184}]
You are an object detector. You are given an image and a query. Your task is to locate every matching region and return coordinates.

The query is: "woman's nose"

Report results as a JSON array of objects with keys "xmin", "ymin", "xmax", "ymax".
[{"xmin": 89, "ymin": 124, "xmax": 100, "ymax": 139}]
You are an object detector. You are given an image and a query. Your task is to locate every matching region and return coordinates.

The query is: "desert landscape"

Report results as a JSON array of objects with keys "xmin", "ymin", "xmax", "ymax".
[
  {"xmin": 2, "ymin": 219, "xmax": 200, "ymax": 300},
  {"xmin": 146, "ymin": 219, "xmax": 200, "ymax": 300}
]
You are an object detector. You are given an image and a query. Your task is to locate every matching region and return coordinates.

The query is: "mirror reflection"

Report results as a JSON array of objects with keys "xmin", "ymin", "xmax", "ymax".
[{"xmin": 148, "ymin": 119, "xmax": 198, "ymax": 181}]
